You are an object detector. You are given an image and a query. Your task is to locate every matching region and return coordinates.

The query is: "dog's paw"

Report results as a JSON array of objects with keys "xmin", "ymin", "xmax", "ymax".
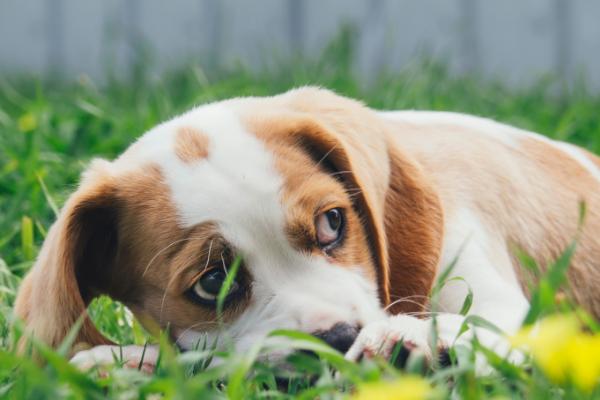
[
  {"xmin": 70, "ymin": 344, "xmax": 159, "ymax": 374},
  {"xmin": 345, "ymin": 315, "xmax": 446, "ymax": 367}
]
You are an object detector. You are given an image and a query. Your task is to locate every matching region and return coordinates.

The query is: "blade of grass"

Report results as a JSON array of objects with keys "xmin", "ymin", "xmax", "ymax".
[
  {"xmin": 216, "ymin": 255, "xmax": 242, "ymax": 318},
  {"xmin": 20, "ymin": 216, "xmax": 34, "ymax": 261}
]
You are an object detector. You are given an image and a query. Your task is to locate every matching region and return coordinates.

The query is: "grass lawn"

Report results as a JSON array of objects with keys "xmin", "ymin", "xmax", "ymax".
[{"xmin": 2, "ymin": 35, "xmax": 600, "ymax": 398}]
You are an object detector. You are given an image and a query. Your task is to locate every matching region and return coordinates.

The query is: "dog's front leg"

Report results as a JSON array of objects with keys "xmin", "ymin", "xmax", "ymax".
[
  {"xmin": 345, "ymin": 314, "xmax": 433, "ymax": 362},
  {"xmin": 346, "ymin": 298, "xmax": 526, "ymax": 373},
  {"xmin": 345, "ymin": 309, "xmax": 526, "ymax": 372},
  {"xmin": 70, "ymin": 344, "xmax": 159, "ymax": 373}
]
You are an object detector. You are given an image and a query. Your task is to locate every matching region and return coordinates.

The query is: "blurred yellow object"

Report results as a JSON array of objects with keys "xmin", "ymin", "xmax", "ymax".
[
  {"xmin": 17, "ymin": 112, "xmax": 37, "ymax": 132},
  {"xmin": 511, "ymin": 314, "xmax": 600, "ymax": 392},
  {"xmin": 351, "ymin": 376, "xmax": 433, "ymax": 400},
  {"xmin": 568, "ymin": 335, "xmax": 600, "ymax": 392}
]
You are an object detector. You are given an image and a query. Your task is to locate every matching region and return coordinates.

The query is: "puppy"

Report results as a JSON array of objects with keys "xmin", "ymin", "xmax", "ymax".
[{"xmin": 13, "ymin": 87, "xmax": 600, "ymax": 370}]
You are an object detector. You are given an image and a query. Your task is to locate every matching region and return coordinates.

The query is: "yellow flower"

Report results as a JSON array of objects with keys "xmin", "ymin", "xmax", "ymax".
[
  {"xmin": 567, "ymin": 335, "xmax": 600, "ymax": 392},
  {"xmin": 17, "ymin": 112, "xmax": 37, "ymax": 132},
  {"xmin": 511, "ymin": 314, "xmax": 600, "ymax": 391},
  {"xmin": 351, "ymin": 376, "xmax": 433, "ymax": 400},
  {"xmin": 511, "ymin": 314, "xmax": 578, "ymax": 383}
]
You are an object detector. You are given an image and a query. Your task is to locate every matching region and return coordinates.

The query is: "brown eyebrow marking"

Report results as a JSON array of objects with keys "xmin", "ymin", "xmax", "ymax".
[
  {"xmin": 175, "ymin": 126, "xmax": 210, "ymax": 163},
  {"xmin": 167, "ymin": 231, "xmax": 233, "ymax": 292}
]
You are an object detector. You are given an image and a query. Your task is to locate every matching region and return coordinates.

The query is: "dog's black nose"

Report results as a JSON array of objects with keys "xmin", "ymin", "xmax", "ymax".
[{"xmin": 313, "ymin": 322, "xmax": 359, "ymax": 353}]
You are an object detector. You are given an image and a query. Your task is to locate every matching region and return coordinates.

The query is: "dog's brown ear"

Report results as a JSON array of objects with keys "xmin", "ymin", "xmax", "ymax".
[
  {"xmin": 382, "ymin": 147, "xmax": 444, "ymax": 314},
  {"xmin": 14, "ymin": 160, "xmax": 123, "ymax": 351},
  {"xmin": 278, "ymin": 87, "xmax": 444, "ymax": 313}
]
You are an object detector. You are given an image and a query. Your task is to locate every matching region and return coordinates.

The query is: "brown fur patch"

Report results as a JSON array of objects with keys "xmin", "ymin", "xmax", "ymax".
[{"xmin": 174, "ymin": 126, "xmax": 209, "ymax": 163}]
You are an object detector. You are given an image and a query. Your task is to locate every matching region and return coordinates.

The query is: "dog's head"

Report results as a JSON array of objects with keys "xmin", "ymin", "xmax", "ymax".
[{"xmin": 14, "ymin": 88, "xmax": 443, "ymax": 355}]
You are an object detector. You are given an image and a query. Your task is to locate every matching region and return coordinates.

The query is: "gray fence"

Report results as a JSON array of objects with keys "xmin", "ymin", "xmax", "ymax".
[{"xmin": 1, "ymin": 0, "xmax": 599, "ymax": 88}]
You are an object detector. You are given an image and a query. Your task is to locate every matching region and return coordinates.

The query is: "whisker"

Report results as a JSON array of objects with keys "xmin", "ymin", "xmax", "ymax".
[
  {"xmin": 314, "ymin": 144, "xmax": 338, "ymax": 170},
  {"xmin": 159, "ymin": 286, "xmax": 170, "ymax": 325},
  {"xmin": 328, "ymin": 170, "xmax": 353, "ymax": 178},
  {"xmin": 221, "ymin": 251, "xmax": 228, "ymax": 275},
  {"xmin": 202, "ymin": 240, "xmax": 214, "ymax": 272},
  {"xmin": 384, "ymin": 297, "xmax": 428, "ymax": 312},
  {"xmin": 345, "ymin": 188, "xmax": 363, "ymax": 194},
  {"xmin": 384, "ymin": 296, "xmax": 451, "ymax": 314},
  {"xmin": 347, "ymin": 191, "xmax": 363, "ymax": 200},
  {"xmin": 142, "ymin": 235, "xmax": 213, "ymax": 277},
  {"xmin": 404, "ymin": 311, "xmax": 441, "ymax": 318},
  {"xmin": 304, "ymin": 144, "xmax": 339, "ymax": 183},
  {"xmin": 176, "ymin": 320, "xmax": 221, "ymax": 347},
  {"xmin": 389, "ymin": 294, "xmax": 431, "ymax": 301},
  {"xmin": 157, "ymin": 238, "xmax": 214, "ymax": 323},
  {"xmin": 384, "ymin": 294, "xmax": 453, "ymax": 313}
]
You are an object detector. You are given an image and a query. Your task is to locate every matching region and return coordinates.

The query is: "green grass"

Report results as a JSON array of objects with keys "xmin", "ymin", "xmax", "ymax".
[{"xmin": 2, "ymin": 32, "xmax": 600, "ymax": 398}]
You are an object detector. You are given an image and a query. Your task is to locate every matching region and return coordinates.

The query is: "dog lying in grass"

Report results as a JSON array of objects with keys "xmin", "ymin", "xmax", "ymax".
[{"xmin": 13, "ymin": 87, "xmax": 600, "ymax": 370}]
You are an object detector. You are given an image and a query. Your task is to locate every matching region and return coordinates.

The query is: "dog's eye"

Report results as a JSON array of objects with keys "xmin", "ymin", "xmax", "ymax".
[
  {"xmin": 316, "ymin": 208, "xmax": 345, "ymax": 249},
  {"xmin": 190, "ymin": 268, "xmax": 240, "ymax": 304}
]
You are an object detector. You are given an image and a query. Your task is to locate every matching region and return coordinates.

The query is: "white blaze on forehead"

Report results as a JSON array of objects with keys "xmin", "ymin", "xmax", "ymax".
[
  {"xmin": 165, "ymin": 106, "xmax": 281, "ymax": 232},
  {"xmin": 118, "ymin": 103, "xmax": 286, "ymax": 250}
]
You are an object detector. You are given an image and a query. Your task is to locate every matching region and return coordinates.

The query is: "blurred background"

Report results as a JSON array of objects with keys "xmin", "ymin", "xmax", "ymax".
[
  {"xmin": 1, "ymin": 0, "xmax": 599, "ymax": 89},
  {"xmin": 2, "ymin": 0, "xmax": 600, "ymax": 272}
]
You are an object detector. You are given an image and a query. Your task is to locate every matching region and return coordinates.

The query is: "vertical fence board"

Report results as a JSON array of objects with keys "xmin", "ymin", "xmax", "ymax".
[
  {"xmin": 45, "ymin": 0, "xmax": 65, "ymax": 76},
  {"xmin": 0, "ymin": 0, "xmax": 46, "ymax": 75},
  {"xmin": 554, "ymin": 0, "xmax": 572, "ymax": 83},
  {"xmin": 357, "ymin": 0, "xmax": 385, "ymax": 80},
  {"xmin": 374, "ymin": 0, "xmax": 461, "ymax": 75},
  {"xmin": 459, "ymin": 0, "xmax": 479, "ymax": 73},
  {"xmin": 203, "ymin": 0, "xmax": 224, "ymax": 67},
  {"xmin": 570, "ymin": 0, "xmax": 600, "ymax": 90},
  {"xmin": 123, "ymin": 0, "xmax": 141, "ymax": 76},
  {"xmin": 477, "ymin": 0, "xmax": 554, "ymax": 86},
  {"xmin": 220, "ymin": 0, "xmax": 286, "ymax": 69},
  {"xmin": 288, "ymin": 0, "xmax": 306, "ymax": 55},
  {"xmin": 136, "ymin": 0, "xmax": 206, "ymax": 71},
  {"xmin": 60, "ymin": 1, "xmax": 111, "ymax": 80}
]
